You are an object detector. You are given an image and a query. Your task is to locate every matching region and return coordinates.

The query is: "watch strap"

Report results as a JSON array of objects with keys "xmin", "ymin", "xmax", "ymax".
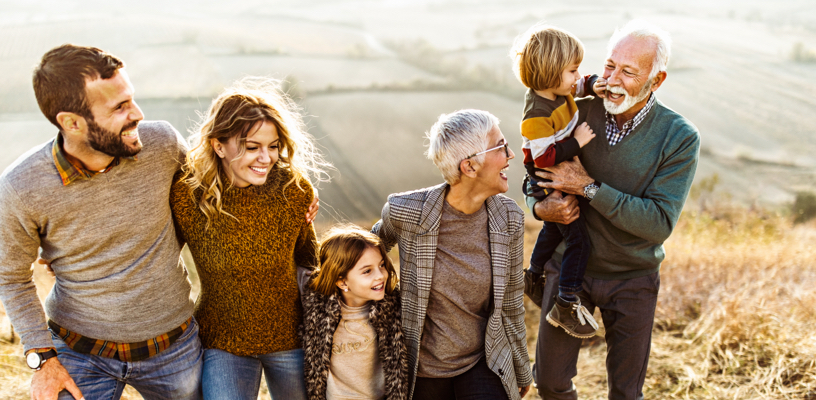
[{"xmin": 27, "ymin": 348, "xmax": 57, "ymax": 370}]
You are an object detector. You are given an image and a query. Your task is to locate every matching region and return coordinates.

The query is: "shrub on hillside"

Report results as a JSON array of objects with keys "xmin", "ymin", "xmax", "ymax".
[{"xmin": 793, "ymin": 191, "xmax": 816, "ymax": 224}]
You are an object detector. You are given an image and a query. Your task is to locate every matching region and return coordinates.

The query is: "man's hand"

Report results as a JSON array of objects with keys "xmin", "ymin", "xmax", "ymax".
[
  {"xmin": 573, "ymin": 122, "xmax": 596, "ymax": 148},
  {"xmin": 30, "ymin": 358, "xmax": 84, "ymax": 400},
  {"xmin": 519, "ymin": 384, "xmax": 531, "ymax": 397},
  {"xmin": 533, "ymin": 190, "xmax": 580, "ymax": 224},
  {"xmin": 593, "ymin": 77, "xmax": 607, "ymax": 98},
  {"xmin": 535, "ymin": 157, "xmax": 595, "ymax": 197},
  {"xmin": 305, "ymin": 195, "xmax": 319, "ymax": 224}
]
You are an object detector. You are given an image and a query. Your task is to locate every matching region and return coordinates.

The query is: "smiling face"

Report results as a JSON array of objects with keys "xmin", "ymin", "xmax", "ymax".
[
  {"xmin": 84, "ymin": 69, "xmax": 144, "ymax": 157},
  {"xmin": 602, "ymin": 35, "xmax": 659, "ymax": 118},
  {"xmin": 213, "ymin": 120, "xmax": 280, "ymax": 188},
  {"xmin": 536, "ymin": 61, "xmax": 582, "ymax": 100},
  {"xmin": 473, "ymin": 124, "xmax": 514, "ymax": 196},
  {"xmin": 337, "ymin": 246, "xmax": 388, "ymax": 307}
]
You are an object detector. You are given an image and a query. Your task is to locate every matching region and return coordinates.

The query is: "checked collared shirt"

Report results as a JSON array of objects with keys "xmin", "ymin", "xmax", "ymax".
[
  {"xmin": 52, "ymin": 132, "xmax": 137, "ymax": 186},
  {"xmin": 605, "ymin": 93, "xmax": 656, "ymax": 146},
  {"xmin": 48, "ymin": 319, "xmax": 191, "ymax": 362}
]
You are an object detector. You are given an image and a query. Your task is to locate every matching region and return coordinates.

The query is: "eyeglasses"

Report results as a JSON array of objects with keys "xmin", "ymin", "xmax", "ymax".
[{"xmin": 465, "ymin": 141, "xmax": 510, "ymax": 160}]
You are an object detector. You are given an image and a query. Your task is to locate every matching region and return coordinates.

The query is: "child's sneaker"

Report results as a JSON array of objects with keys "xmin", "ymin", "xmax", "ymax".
[
  {"xmin": 523, "ymin": 268, "xmax": 546, "ymax": 307},
  {"xmin": 546, "ymin": 297, "xmax": 598, "ymax": 338}
]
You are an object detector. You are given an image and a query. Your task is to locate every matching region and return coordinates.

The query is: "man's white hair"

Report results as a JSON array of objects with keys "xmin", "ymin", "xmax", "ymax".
[
  {"xmin": 425, "ymin": 109, "xmax": 499, "ymax": 185},
  {"xmin": 607, "ymin": 20, "xmax": 672, "ymax": 79}
]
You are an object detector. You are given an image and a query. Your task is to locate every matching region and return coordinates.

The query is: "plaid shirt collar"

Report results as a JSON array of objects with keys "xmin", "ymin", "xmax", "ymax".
[
  {"xmin": 605, "ymin": 93, "xmax": 656, "ymax": 146},
  {"xmin": 52, "ymin": 132, "xmax": 137, "ymax": 186}
]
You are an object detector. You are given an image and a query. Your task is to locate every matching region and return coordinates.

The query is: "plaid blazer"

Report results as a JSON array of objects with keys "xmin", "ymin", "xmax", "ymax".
[{"xmin": 373, "ymin": 183, "xmax": 533, "ymax": 400}]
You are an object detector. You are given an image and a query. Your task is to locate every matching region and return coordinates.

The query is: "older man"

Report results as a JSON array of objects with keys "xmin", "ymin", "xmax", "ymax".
[
  {"xmin": 528, "ymin": 21, "xmax": 700, "ymax": 400},
  {"xmin": 373, "ymin": 110, "xmax": 532, "ymax": 400}
]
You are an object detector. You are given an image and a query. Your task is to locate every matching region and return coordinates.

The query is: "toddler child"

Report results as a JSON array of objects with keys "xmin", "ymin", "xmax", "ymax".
[
  {"xmin": 301, "ymin": 225, "xmax": 407, "ymax": 400},
  {"xmin": 511, "ymin": 24, "xmax": 601, "ymax": 338}
]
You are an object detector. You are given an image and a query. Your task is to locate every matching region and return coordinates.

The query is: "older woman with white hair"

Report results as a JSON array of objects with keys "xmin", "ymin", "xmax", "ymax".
[{"xmin": 372, "ymin": 109, "xmax": 533, "ymax": 400}]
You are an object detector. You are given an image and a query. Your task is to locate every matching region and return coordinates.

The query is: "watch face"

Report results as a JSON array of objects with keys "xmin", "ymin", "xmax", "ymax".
[{"xmin": 26, "ymin": 352, "xmax": 41, "ymax": 369}]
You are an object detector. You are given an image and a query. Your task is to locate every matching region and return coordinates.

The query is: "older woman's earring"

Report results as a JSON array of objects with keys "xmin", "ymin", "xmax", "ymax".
[{"xmin": 344, "ymin": 288, "xmax": 348, "ymax": 292}]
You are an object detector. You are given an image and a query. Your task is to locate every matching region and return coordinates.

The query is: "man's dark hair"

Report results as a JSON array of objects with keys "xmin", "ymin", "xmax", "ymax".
[{"xmin": 32, "ymin": 44, "xmax": 124, "ymax": 129}]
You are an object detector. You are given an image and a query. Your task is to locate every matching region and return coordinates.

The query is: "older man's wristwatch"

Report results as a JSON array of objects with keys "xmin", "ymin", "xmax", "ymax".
[
  {"xmin": 583, "ymin": 181, "xmax": 600, "ymax": 200},
  {"xmin": 26, "ymin": 349, "xmax": 57, "ymax": 370}
]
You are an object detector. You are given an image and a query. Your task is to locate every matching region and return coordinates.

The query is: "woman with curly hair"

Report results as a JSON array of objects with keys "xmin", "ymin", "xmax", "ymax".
[{"xmin": 170, "ymin": 77, "xmax": 330, "ymax": 400}]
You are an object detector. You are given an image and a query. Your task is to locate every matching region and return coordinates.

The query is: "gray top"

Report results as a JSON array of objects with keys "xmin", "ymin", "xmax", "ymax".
[
  {"xmin": 417, "ymin": 200, "xmax": 491, "ymax": 378},
  {"xmin": 0, "ymin": 121, "xmax": 195, "ymax": 352}
]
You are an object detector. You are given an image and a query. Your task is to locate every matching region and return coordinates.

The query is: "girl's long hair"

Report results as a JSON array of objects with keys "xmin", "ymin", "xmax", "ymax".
[
  {"xmin": 310, "ymin": 225, "xmax": 398, "ymax": 297},
  {"xmin": 183, "ymin": 77, "xmax": 331, "ymax": 227}
]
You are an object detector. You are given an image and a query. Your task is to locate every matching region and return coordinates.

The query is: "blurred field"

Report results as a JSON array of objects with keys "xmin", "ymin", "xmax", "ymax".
[
  {"xmin": 3, "ymin": 196, "xmax": 815, "ymax": 399},
  {"xmin": 2, "ymin": 0, "xmax": 815, "ymax": 217}
]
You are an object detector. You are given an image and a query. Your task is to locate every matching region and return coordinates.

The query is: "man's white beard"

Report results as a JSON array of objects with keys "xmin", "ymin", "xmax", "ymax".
[{"xmin": 603, "ymin": 81, "xmax": 652, "ymax": 115}]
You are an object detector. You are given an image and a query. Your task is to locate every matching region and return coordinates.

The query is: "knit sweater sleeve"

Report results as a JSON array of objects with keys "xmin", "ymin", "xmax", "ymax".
[
  {"xmin": 590, "ymin": 120, "xmax": 700, "ymax": 243},
  {"xmin": 0, "ymin": 180, "xmax": 53, "ymax": 351},
  {"xmin": 169, "ymin": 171, "xmax": 194, "ymax": 246}
]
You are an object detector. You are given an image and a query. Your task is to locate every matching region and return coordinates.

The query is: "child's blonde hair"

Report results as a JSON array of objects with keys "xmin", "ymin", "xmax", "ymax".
[
  {"xmin": 511, "ymin": 24, "xmax": 584, "ymax": 91},
  {"xmin": 310, "ymin": 225, "xmax": 398, "ymax": 297}
]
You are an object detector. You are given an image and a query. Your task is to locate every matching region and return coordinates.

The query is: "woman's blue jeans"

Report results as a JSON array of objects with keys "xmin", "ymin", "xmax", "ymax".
[{"xmin": 201, "ymin": 347, "xmax": 307, "ymax": 400}]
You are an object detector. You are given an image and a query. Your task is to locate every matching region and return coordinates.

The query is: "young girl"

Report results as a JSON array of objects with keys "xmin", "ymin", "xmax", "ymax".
[
  {"xmin": 301, "ymin": 226, "xmax": 407, "ymax": 400},
  {"xmin": 511, "ymin": 24, "xmax": 603, "ymax": 338}
]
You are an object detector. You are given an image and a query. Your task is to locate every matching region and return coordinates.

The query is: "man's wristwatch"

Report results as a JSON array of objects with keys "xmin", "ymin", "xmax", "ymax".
[
  {"xmin": 583, "ymin": 181, "xmax": 600, "ymax": 200},
  {"xmin": 26, "ymin": 349, "xmax": 57, "ymax": 370}
]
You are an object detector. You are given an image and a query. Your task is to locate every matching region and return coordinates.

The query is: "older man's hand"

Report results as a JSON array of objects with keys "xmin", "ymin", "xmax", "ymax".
[
  {"xmin": 533, "ymin": 190, "xmax": 580, "ymax": 224},
  {"xmin": 535, "ymin": 157, "xmax": 595, "ymax": 197}
]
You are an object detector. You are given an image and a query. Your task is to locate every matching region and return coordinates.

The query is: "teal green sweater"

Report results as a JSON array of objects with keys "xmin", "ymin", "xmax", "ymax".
[{"xmin": 530, "ymin": 96, "xmax": 700, "ymax": 280}]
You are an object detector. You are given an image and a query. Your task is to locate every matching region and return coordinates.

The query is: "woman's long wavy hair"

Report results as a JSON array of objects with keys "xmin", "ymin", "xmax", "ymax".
[{"xmin": 183, "ymin": 77, "xmax": 331, "ymax": 227}]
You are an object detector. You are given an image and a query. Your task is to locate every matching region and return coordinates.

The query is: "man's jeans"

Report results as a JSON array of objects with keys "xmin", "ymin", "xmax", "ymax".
[
  {"xmin": 53, "ymin": 318, "xmax": 203, "ymax": 400},
  {"xmin": 201, "ymin": 347, "xmax": 307, "ymax": 400},
  {"xmin": 534, "ymin": 259, "xmax": 659, "ymax": 400}
]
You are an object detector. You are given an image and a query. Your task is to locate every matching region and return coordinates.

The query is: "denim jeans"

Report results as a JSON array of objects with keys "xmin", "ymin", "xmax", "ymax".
[
  {"xmin": 529, "ymin": 197, "xmax": 590, "ymax": 295},
  {"xmin": 201, "ymin": 347, "xmax": 307, "ymax": 400},
  {"xmin": 53, "ymin": 318, "xmax": 203, "ymax": 400},
  {"xmin": 412, "ymin": 356, "xmax": 508, "ymax": 400}
]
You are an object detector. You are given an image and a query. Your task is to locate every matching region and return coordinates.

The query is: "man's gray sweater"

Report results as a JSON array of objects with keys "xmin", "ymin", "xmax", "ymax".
[{"xmin": 0, "ymin": 121, "xmax": 195, "ymax": 352}]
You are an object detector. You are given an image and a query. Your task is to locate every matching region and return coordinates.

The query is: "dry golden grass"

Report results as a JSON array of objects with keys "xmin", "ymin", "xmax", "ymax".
[
  {"xmin": 2, "ymin": 203, "xmax": 815, "ymax": 400},
  {"xmin": 523, "ymin": 203, "xmax": 816, "ymax": 399}
]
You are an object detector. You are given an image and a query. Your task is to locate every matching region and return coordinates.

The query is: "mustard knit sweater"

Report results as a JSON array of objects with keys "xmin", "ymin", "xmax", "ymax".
[{"xmin": 170, "ymin": 167, "xmax": 318, "ymax": 356}]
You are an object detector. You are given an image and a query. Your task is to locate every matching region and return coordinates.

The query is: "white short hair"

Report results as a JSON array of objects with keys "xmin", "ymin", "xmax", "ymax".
[
  {"xmin": 607, "ymin": 20, "xmax": 672, "ymax": 79},
  {"xmin": 425, "ymin": 109, "xmax": 500, "ymax": 185}
]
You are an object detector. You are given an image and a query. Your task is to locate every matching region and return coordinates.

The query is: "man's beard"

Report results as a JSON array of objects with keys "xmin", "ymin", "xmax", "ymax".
[
  {"xmin": 603, "ymin": 79, "xmax": 652, "ymax": 115},
  {"xmin": 86, "ymin": 118, "xmax": 142, "ymax": 158}
]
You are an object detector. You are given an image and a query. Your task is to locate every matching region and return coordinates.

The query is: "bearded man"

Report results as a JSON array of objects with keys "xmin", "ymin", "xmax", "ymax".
[
  {"xmin": 0, "ymin": 45, "xmax": 201, "ymax": 400},
  {"xmin": 527, "ymin": 21, "xmax": 700, "ymax": 400}
]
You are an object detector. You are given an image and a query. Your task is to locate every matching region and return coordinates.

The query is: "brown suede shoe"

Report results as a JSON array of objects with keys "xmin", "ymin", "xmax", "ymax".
[{"xmin": 546, "ymin": 298, "xmax": 599, "ymax": 339}]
